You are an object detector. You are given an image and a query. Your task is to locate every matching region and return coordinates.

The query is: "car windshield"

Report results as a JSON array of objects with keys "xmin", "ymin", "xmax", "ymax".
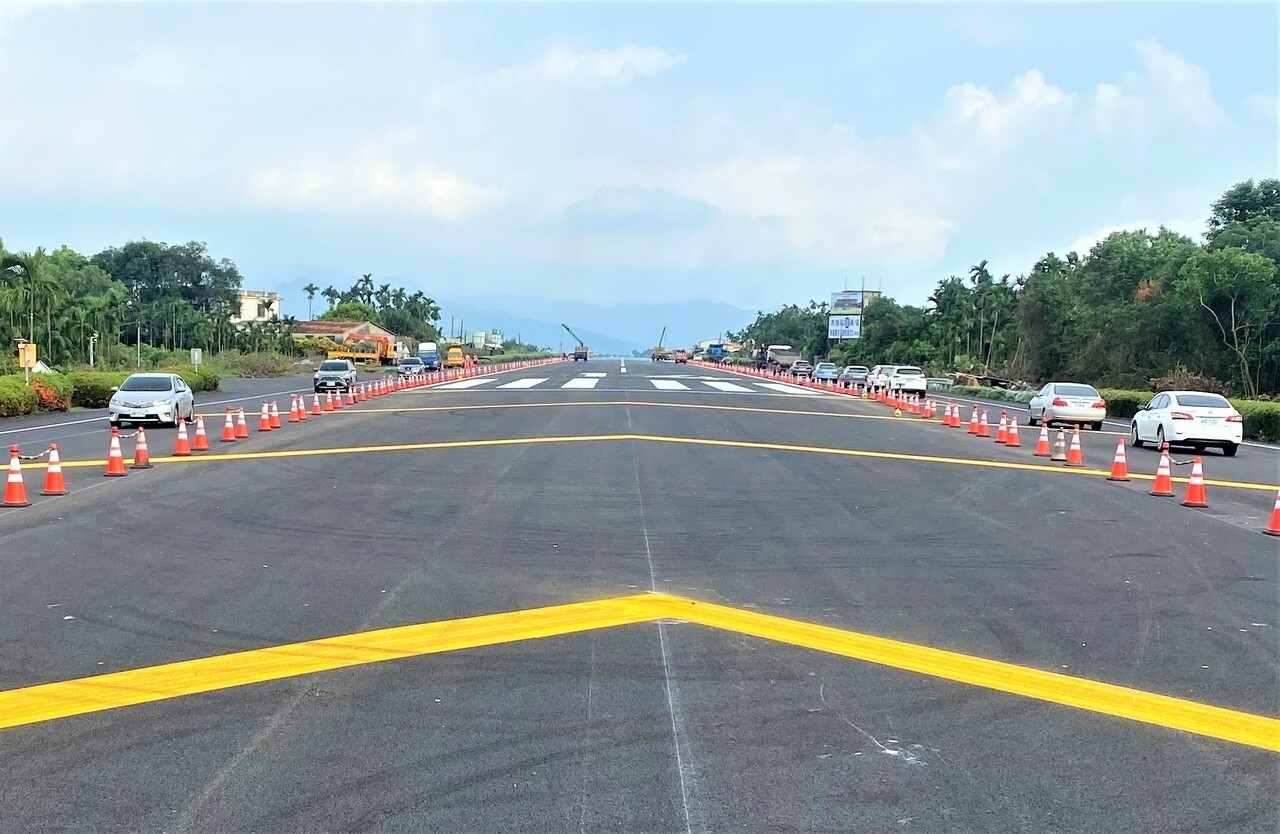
[
  {"xmin": 402, "ymin": 358, "xmax": 422, "ymax": 365},
  {"xmin": 318, "ymin": 361, "xmax": 348, "ymax": 371},
  {"xmin": 1054, "ymin": 384, "xmax": 1099, "ymax": 397},
  {"xmin": 1175, "ymin": 393, "xmax": 1231, "ymax": 408},
  {"xmin": 816, "ymin": 364, "xmax": 836, "ymax": 370},
  {"xmin": 896, "ymin": 367, "xmax": 923, "ymax": 375},
  {"xmin": 119, "ymin": 376, "xmax": 173, "ymax": 392}
]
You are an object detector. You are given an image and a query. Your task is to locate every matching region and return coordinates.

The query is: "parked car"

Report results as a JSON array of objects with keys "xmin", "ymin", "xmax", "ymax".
[
  {"xmin": 1131, "ymin": 391, "xmax": 1242, "ymax": 456},
  {"xmin": 867, "ymin": 365, "xmax": 898, "ymax": 388},
  {"xmin": 107, "ymin": 373, "xmax": 195, "ymax": 428},
  {"xmin": 838, "ymin": 366, "xmax": 869, "ymax": 388},
  {"xmin": 888, "ymin": 366, "xmax": 927, "ymax": 394},
  {"xmin": 790, "ymin": 360, "xmax": 814, "ymax": 377},
  {"xmin": 314, "ymin": 359, "xmax": 358, "ymax": 393},
  {"xmin": 398, "ymin": 356, "xmax": 426, "ymax": 376},
  {"xmin": 811, "ymin": 362, "xmax": 840, "ymax": 382},
  {"xmin": 1028, "ymin": 382, "xmax": 1107, "ymax": 430}
]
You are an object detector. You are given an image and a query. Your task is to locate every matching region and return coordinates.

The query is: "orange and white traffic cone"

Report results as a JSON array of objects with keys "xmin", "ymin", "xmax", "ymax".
[
  {"xmin": 311, "ymin": 394, "xmax": 323, "ymax": 416},
  {"xmin": 105, "ymin": 427, "xmax": 128, "ymax": 476},
  {"xmin": 236, "ymin": 407, "xmax": 250, "ymax": 439},
  {"xmin": 326, "ymin": 391, "xmax": 336, "ymax": 411},
  {"xmin": 977, "ymin": 410, "xmax": 991, "ymax": 438},
  {"xmin": 995, "ymin": 413, "xmax": 1009, "ymax": 444},
  {"xmin": 258, "ymin": 402, "xmax": 272, "ymax": 432},
  {"xmin": 1150, "ymin": 446, "xmax": 1175, "ymax": 496},
  {"xmin": 298, "ymin": 394, "xmax": 309, "ymax": 421},
  {"xmin": 1065, "ymin": 425, "xmax": 1084, "ymax": 466},
  {"xmin": 346, "ymin": 387, "xmax": 357, "ymax": 406},
  {"xmin": 1181, "ymin": 456, "xmax": 1208, "ymax": 507},
  {"xmin": 967, "ymin": 407, "xmax": 979, "ymax": 434},
  {"xmin": 1005, "ymin": 416, "xmax": 1022, "ymax": 448},
  {"xmin": 173, "ymin": 420, "xmax": 192, "ymax": 456},
  {"xmin": 41, "ymin": 443, "xmax": 67, "ymax": 495},
  {"xmin": 131, "ymin": 427, "xmax": 152, "ymax": 469},
  {"xmin": 1107, "ymin": 438, "xmax": 1129, "ymax": 481},
  {"xmin": 1264, "ymin": 489, "xmax": 1280, "ymax": 537},
  {"xmin": 192, "ymin": 415, "xmax": 209, "ymax": 451},
  {"xmin": 289, "ymin": 395, "xmax": 301, "ymax": 423},
  {"xmin": 269, "ymin": 401, "xmax": 282, "ymax": 429},
  {"xmin": 1050, "ymin": 430, "xmax": 1068, "ymax": 462},
  {"xmin": 221, "ymin": 407, "xmax": 237, "ymax": 442},
  {"xmin": 2, "ymin": 445, "xmax": 30, "ymax": 507},
  {"xmin": 1033, "ymin": 425, "xmax": 1051, "ymax": 456}
]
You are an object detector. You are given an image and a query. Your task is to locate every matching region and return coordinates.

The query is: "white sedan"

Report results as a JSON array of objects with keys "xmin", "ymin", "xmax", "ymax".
[
  {"xmin": 1130, "ymin": 390, "xmax": 1243, "ymax": 457},
  {"xmin": 1028, "ymin": 382, "xmax": 1107, "ymax": 430}
]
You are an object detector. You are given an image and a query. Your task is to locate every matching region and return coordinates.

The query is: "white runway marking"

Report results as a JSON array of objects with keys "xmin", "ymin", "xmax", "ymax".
[
  {"xmin": 497, "ymin": 378, "xmax": 548, "ymax": 389},
  {"xmin": 650, "ymin": 380, "xmax": 690, "ymax": 390},
  {"xmin": 561, "ymin": 378, "xmax": 601, "ymax": 389}
]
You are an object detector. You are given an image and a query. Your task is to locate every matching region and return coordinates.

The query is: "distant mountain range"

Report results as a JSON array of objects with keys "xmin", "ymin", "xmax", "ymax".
[{"xmin": 264, "ymin": 269, "xmax": 756, "ymax": 354}]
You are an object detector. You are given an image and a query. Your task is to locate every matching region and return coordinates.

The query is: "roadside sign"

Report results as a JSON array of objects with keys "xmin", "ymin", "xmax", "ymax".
[
  {"xmin": 828, "ymin": 314, "xmax": 861, "ymax": 340},
  {"xmin": 17, "ymin": 342, "xmax": 37, "ymax": 369},
  {"xmin": 190, "ymin": 348, "xmax": 203, "ymax": 367}
]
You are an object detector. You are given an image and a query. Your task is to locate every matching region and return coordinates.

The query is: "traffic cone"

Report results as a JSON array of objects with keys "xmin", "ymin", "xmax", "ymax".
[
  {"xmin": 192, "ymin": 415, "xmax": 209, "ymax": 451},
  {"xmin": 221, "ymin": 408, "xmax": 237, "ymax": 442},
  {"xmin": 1181, "ymin": 457, "xmax": 1208, "ymax": 507},
  {"xmin": 1107, "ymin": 439, "xmax": 1129, "ymax": 481},
  {"xmin": 311, "ymin": 394, "xmax": 323, "ymax": 416},
  {"xmin": 326, "ymin": 391, "xmax": 336, "ymax": 411},
  {"xmin": 967, "ymin": 407, "xmax": 979, "ymax": 434},
  {"xmin": 995, "ymin": 413, "xmax": 1009, "ymax": 444},
  {"xmin": 173, "ymin": 420, "xmax": 192, "ymax": 456},
  {"xmin": 105, "ymin": 427, "xmax": 128, "ymax": 476},
  {"xmin": 1065, "ymin": 425, "xmax": 1084, "ymax": 467},
  {"xmin": 345, "ymin": 387, "xmax": 356, "ymax": 406},
  {"xmin": 1151, "ymin": 446, "xmax": 1175, "ymax": 496},
  {"xmin": 41, "ymin": 443, "xmax": 67, "ymax": 495},
  {"xmin": 298, "ymin": 395, "xmax": 309, "ymax": 421},
  {"xmin": 235, "ymin": 407, "xmax": 250, "ymax": 438},
  {"xmin": 1050, "ymin": 430, "xmax": 1067, "ymax": 462},
  {"xmin": 288, "ymin": 395, "xmax": 301, "ymax": 423},
  {"xmin": 977, "ymin": 410, "xmax": 990, "ymax": 438},
  {"xmin": 2, "ymin": 445, "xmax": 30, "ymax": 507},
  {"xmin": 131, "ymin": 428, "xmax": 152, "ymax": 469},
  {"xmin": 258, "ymin": 402, "xmax": 272, "ymax": 432},
  {"xmin": 1005, "ymin": 416, "xmax": 1022, "ymax": 448},
  {"xmin": 269, "ymin": 401, "xmax": 282, "ymax": 429},
  {"xmin": 1264, "ymin": 489, "xmax": 1280, "ymax": 537},
  {"xmin": 1033, "ymin": 425, "xmax": 1051, "ymax": 456}
]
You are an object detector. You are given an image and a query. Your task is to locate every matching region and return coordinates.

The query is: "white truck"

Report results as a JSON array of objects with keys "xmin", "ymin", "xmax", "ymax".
[{"xmin": 766, "ymin": 344, "xmax": 800, "ymax": 369}]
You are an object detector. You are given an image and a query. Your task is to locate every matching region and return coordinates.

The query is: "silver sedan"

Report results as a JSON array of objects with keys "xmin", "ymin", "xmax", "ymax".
[
  {"xmin": 1028, "ymin": 382, "xmax": 1107, "ymax": 430},
  {"xmin": 108, "ymin": 373, "xmax": 196, "ymax": 428}
]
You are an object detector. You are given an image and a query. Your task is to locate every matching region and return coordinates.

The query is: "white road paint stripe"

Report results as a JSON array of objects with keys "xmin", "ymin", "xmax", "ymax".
[
  {"xmin": 703, "ymin": 381, "xmax": 752, "ymax": 393},
  {"xmin": 755, "ymin": 382, "xmax": 820, "ymax": 396},
  {"xmin": 581, "ymin": 373, "xmax": 608, "ymax": 378},
  {"xmin": 497, "ymin": 378, "xmax": 548, "ymax": 389},
  {"xmin": 561, "ymin": 378, "xmax": 600, "ymax": 389},
  {"xmin": 650, "ymin": 380, "xmax": 690, "ymax": 391},
  {"xmin": 432, "ymin": 378, "xmax": 497, "ymax": 390}
]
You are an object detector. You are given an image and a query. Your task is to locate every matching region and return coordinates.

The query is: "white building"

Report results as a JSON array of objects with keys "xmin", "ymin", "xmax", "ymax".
[{"xmin": 231, "ymin": 290, "xmax": 282, "ymax": 324}]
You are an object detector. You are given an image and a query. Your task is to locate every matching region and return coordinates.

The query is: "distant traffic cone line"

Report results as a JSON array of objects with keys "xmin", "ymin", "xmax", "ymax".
[
  {"xmin": 1005, "ymin": 416, "xmax": 1021, "ymax": 448},
  {"xmin": 1033, "ymin": 425, "xmax": 1050, "ymax": 456},
  {"xmin": 105, "ymin": 428, "xmax": 127, "ymax": 477},
  {"xmin": 1264, "ymin": 489, "xmax": 1280, "ymax": 537},
  {"xmin": 235, "ymin": 407, "xmax": 250, "ymax": 438},
  {"xmin": 1107, "ymin": 439, "xmax": 1129, "ymax": 481},
  {"xmin": 3, "ymin": 445, "xmax": 30, "ymax": 507},
  {"xmin": 1151, "ymin": 447, "xmax": 1175, "ymax": 496},
  {"xmin": 221, "ymin": 408, "xmax": 237, "ymax": 442},
  {"xmin": 1065, "ymin": 425, "xmax": 1084, "ymax": 466},
  {"xmin": 173, "ymin": 420, "xmax": 192, "ymax": 456},
  {"xmin": 41, "ymin": 443, "xmax": 67, "ymax": 495},
  {"xmin": 269, "ymin": 401, "xmax": 282, "ymax": 429},
  {"xmin": 995, "ymin": 413, "xmax": 1008, "ymax": 444},
  {"xmin": 131, "ymin": 428, "xmax": 152, "ymax": 469},
  {"xmin": 1181, "ymin": 456, "xmax": 1208, "ymax": 507},
  {"xmin": 1050, "ymin": 429, "xmax": 1068, "ymax": 462}
]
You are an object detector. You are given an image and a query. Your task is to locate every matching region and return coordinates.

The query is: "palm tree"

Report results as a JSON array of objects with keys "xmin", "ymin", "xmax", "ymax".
[
  {"xmin": 322, "ymin": 286, "xmax": 340, "ymax": 310},
  {"xmin": 303, "ymin": 283, "xmax": 319, "ymax": 319},
  {"xmin": 375, "ymin": 283, "xmax": 392, "ymax": 311}
]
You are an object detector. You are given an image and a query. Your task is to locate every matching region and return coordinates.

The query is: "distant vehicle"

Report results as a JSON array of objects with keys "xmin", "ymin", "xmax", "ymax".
[
  {"xmin": 867, "ymin": 365, "xmax": 898, "ymax": 388},
  {"xmin": 888, "ymin": 366, "xmax": 927, "ymax": 394},
  {"xmin": 693, "ymin": 352, "xmax": 706, "ymax": 361},
  {"xmin": 561, "ymin": 324, "xmax": 589, "ymax": 361},
  {"xmin": 1028, "ymin": 382, "xmax": 1107, "ymax": 430},
  {"xmin": 314, "ymin": 359, "xmax": 358, "ymax": 393},
  {"xmin": 673, "ymin": 349, "xmax": 689, "ymax": 364},
  {"xmin": 811, "ymin": 362, "xmax": 839, "ymax": 382},
  {"xmin": 108, "ymin": 373, "xmax": 195, "ymax": 428},
  {"xmin": 398, "ymin": 356, "xmax": 426, "ymax": 376},
  {"xmin": 652, "ymin": 327, "xmax": 670, "ymax": 361},
  {"xmin": 416, "ymin": 341, "xmax": 440, "ymax": 371},
  {"xmin": 327, "ymin": 334, "xmax": 397, "ymax": 366},
  {"xmin": 707, "ymin": 342, "xmax": 726, "ymax": 363},
  {"xmin": 790, "ymin": 360, "xmax": 813, "ymax": 377},
  {"xmin": 767, "ymin": 344, "xmax": 800, "ymax": 369},
  {"xmin": 1131, "ymin": 391, "xmax": 1242, "ymax": 456},
  {"xmin": 444, "ymin": 345, "xmax": 466, "ymax": 368},
  {"xmin": 838, "ymin": 366, "xmax": 869, "ymax": 388}
]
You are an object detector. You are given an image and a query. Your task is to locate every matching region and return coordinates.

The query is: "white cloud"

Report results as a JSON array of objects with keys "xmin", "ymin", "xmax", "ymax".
[
  {"xmin": 1245, "ymin": 93, "xmax": 1278, "ymax": 122},
  {"xmin": 940, "ymin": 69, "xmax": 1074, "ymax": 149},
  {"xmin": 531, "ymin": 44, "xmax": 686, "ymax": 85},
  {"xmin": 1088, "ymin": 40, "xmax": 1231, "ymax": 142},
  {"xmin": 955, "ymin": 7, "xmax": 1025, "ymax": 47}
]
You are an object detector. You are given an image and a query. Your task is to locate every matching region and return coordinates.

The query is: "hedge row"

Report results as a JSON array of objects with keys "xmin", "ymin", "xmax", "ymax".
[
  {"xmin": 0, "ymin": 375, "xmax": 39, "ymax": 417},
  {"xmin": 929, "ymin": 383, "xmax": 1280, "ymax": 442},
  {"xmin": 0, "ymin": 369, "xmax": 222, "ymax": 416}
]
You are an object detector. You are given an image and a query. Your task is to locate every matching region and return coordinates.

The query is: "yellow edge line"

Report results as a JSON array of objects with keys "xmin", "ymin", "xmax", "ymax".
[
  {"xmin": 0, "ymin": 594, "xmax": 660, "ymax": 731},
  {"xmin": 28, "ymin": 433, "xmax": 1278, "ymax": 492},
  {"xmin": 2, "ymin": 592, "xmax": 1277, "ymax": 752},
  {"xmin": 646, "ymin": 595, "xmax": 1280, "ymax": 753}
]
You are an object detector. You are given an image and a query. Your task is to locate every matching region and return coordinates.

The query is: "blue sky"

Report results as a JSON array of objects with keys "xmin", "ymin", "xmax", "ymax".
[{"xmin": 2, "ymin": 1, "xmax": 1276, "ymax": 319}]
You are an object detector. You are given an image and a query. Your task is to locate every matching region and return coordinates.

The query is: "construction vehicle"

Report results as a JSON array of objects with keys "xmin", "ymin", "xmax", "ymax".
[
  {"xmin": 444, "ymin": 344, "xmax": 466, "ymax": 368},
  {"xmin": 766, "ymin": 344, "xmax": 800, "ymax": 370},
  {"xmin": 326, "ymin": 334, "xmax": 397, "ymax": 366},
  {"xmin": 561, "ymin": 324, "xmax": 589, "ymax": 361},
  {"xmin": 651, "ymin": 327, "xmax": 670, "ymax": 361},
  {"xmin": 673, "ymin": 348, "xmax": 689, "ymax": 364}
]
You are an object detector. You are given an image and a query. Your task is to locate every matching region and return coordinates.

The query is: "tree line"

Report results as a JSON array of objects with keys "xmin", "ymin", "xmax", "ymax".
[
  {"xmin": 0, "ymin": 239, "xmax": 443, "ymax": 369},
  {"xmin": 730, "ymin": 179, "xmax": 1280, "ymax": 398}
]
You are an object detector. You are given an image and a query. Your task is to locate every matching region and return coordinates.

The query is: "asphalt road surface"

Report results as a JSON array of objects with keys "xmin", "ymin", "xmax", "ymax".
[{"xmin": 2, "ymin": 358, "xmax": 1276, "ymax": 833}]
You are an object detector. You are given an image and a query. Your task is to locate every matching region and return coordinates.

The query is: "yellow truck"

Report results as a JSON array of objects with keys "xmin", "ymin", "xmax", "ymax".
[{"xmin": 444, "ymin": 345, "xmax": 466, "ymax": 368}]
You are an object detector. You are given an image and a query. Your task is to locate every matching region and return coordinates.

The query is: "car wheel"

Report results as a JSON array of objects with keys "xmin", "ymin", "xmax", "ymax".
[
  {"xmin": 1091, "ymin": 422, "xmax": 1102, "ymax": 432},
  {"xmin": 1157, "ymin": 425, "xmax": 1167, "ymax": 450},
  {"xmin": 1130, "ymin": 422, "xmax": 1144, "ymax": 448},
  {"xmin": 1027, "ymin": 411, "xmax": 1038, "ymax": 426},
  {"xmin": 187, "ymin": 402, "xmax": 197, "ymax": 423},
  {"xmin": 1223, "ymin": 443, "xmax": 1238, "ymax": 457}
]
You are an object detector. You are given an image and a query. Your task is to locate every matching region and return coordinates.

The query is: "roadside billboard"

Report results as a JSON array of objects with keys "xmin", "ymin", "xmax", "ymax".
[
  {"xmin": 830, "ymin": 290, "xmax": 880, "ymax": 315},
  {"xmin": 828, "ymin": 314, "xmax": 861, "ymax": 340}
]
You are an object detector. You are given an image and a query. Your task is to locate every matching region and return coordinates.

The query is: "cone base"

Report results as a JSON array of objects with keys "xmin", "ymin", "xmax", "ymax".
[
  {"xmin": 2, "ymin": 499, "xmax": 31, "ymax": 507},
  {"xmin": 130, "ymin": 463, "xmax": 153, "ymax": 470},
  {"xmin": 1181, "ymin": 499, "xmax": 1208, "ymax": 508},
  {"xmin": 104, "ymin": 472, "xmax": 127, "ymax": 478},
  {"xmin": 1150, "ymin": 489, "xmax": 1175, "ymax": 497},
  {"xmin": 1107, "ymin": 475, "xmax": 1130, "ymax": 482},
  {"xmin": 1264, "ymin": 530, "xmax": 1280, "ymax": 537},
  {"xmin": 40, "ymin": 487, "xmax": 67, "ymax": 496}
]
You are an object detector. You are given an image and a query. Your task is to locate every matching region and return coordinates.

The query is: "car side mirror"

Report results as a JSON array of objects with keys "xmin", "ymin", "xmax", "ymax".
[
  {"xmin": 110, "ymin": 386, "xmax": 119, "ymax": 392},
  {"xmin": 1136, "ymin": 404, "xmax": 1147, "ymax": 411}
]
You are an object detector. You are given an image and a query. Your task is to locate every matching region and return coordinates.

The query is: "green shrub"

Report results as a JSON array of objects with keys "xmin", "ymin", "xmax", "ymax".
[
  {"xmin": 1096, "ymin": 389, "xmax": 1149, "ymax": 420},
  {"xmin": 158, "ymin": 365, "xmax": 221, "ymax": 392},
  {"xmin": 29, "ymin": 373, "xmax": 73, "ymax": 411},
  {"xmin": 222, "ymin": 352, "xmax": 297, "ymax": 378},
  {"xmin": 1234, "ymin": 400, "xmax": 1280, "ymax": 442},
  {"xmin": 0, "ymin": 375, "xmax": 39, "ymax": 417},
  {"xmin": 67, "ymin": 371, "xmax": 129, "ymax": 408}
]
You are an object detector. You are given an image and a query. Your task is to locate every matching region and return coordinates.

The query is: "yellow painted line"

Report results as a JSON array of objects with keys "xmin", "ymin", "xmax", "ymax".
[
  {"xmin": 644, "ymin": 595, "xmax": 1280, "ymax": 753},
  {"xmin": 3, "ymin": 592, "xmax": 1277, "ymax": 753},
  {"xmin": 0, "ymin": 594, "xmax": 659, "ymax": 731},
  {"xmin": 24, "ymin": 433, "xmax": 1278, "ymax": 492}
]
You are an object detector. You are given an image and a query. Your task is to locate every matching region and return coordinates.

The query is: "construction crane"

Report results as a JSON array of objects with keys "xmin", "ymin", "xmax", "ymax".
[
  {"xmin": 561, "ymin": 324, "xmax": 589, "ymax": 361},
  {"xmin": 651, "ymin": 326, "xmax": 669, "ymax": 361}
]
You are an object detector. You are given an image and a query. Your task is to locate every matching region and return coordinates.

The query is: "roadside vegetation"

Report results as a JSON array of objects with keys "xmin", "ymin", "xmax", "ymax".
[{"xmin": 730, "ymin": 178, "xmax": 1280, "ymax": 440}]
